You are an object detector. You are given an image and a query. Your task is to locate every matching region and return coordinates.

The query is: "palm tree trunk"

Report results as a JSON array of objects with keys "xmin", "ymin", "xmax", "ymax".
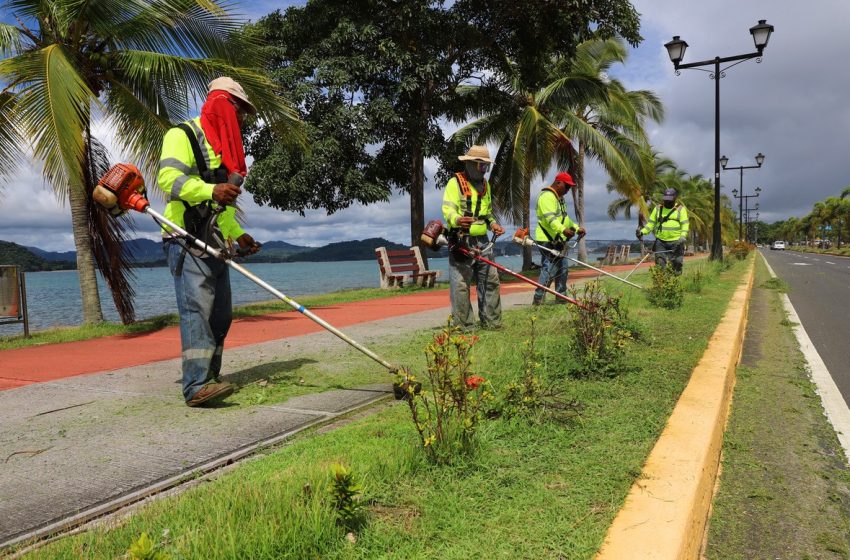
[
  {"xmin": 574, "ymin": 144, "xmax": 588, "ymax": 262},
  {"xmin": 410, "ymin": 138, "xmax": 427, "ymax": 267},
  {"xmin": 68, "ymin": 182, "xmax": 104, "ymax": 324}
]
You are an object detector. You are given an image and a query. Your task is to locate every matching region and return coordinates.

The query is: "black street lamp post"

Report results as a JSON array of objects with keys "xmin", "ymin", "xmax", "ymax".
[
  {"xmin": 723, "ymin": 153, "xmax": 764, "ymax": 240},
  {"xmin": 744, "ymin": 204, "xmax": 760, "ymax": 242},
  {"xmin": 665, "ymin": 20, "xmax": 774, "ymax": 260}
]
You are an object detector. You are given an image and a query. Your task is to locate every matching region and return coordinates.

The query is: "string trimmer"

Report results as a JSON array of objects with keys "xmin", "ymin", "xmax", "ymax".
[
  {"xmin": 512, "ymin": 229, "xmax": 644, "ymax": 290},
  {"xmin": 420, "ymin": 219, "xmax": 587, "ymax": 310},
  {"xmin": 92, "ymin": 164, "xmax": 413, "ymax": 394}
]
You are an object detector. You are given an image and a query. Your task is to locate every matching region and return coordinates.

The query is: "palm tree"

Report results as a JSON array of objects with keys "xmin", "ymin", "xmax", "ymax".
[
  {"xmin": 554, "ymin": 38, "xmax": 664, "ymax": 262},
  {"xmin": 450, "ymin": 61, "xmax": 605, "ymax": 269},
  {"xmin": 0, "ymin": 0, "xmax": 302, "ymax": 324},
  {"xmin": 606, "ymin": 150, "xmax": 678, "ymax": 235}
]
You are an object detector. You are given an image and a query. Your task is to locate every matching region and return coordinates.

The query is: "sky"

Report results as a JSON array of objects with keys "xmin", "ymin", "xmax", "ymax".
[{"xmin": 1, "ymin": 0, "xmax": 848, "ymax": 251}]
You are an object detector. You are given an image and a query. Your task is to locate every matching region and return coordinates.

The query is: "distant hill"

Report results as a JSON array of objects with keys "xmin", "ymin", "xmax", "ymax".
[
  {"xmin": 242, "ymin": 240, "xmax": 312, "ymax": 263},
  {"xmin": 25, "ymin": 246, "xmax": 76, "ymax": 262},
  {"xmin": 0, "ymin": 241, "xmax": 75, "ymax": 272},
  {"xmin": 286, "ymin": 238, "xmax": 407, "ymax": 262}
]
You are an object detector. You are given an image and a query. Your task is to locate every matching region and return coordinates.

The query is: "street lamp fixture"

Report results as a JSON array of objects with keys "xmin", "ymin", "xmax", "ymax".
[
  {"xmin": 665, "ymin": 20, "xmax": 775, "ymax": 260},
  {"xmin": 724, "ymin": 154, "xmax": 765, "ymax": 240}
]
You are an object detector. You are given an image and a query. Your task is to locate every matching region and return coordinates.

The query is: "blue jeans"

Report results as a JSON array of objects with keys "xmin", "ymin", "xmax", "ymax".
[
  {"xmin": 533, "ymin": 244, "xmax": 568, "ymax": 303},
  {"xmin": 165, "ymin": 241, "xmax": 232, "ymax": 401}
]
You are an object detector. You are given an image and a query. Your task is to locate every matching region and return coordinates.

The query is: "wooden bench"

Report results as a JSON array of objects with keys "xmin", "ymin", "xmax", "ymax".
[
  {"xmin": 597, "ymin": 245, "xmax": 618, "ymax": 266},
  {"xmin": 375, "ymin": 246, "xmax": 440, "ymax": 289}
]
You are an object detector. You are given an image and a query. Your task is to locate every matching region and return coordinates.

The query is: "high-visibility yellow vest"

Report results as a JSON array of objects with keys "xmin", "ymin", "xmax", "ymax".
[
  {"xmin": 156, "ymin": 117, "xmax": 244, "ymax": 241},
  {"xmin": 442, "ymin": 172, "xmax": 494, "ymax": 237},
  {"xmin": 535, "ymin": 187, "xmax": 578, "ymax": 242},
  {"xmin": 640, "ymin": 204, "xmax": 690, "ymax": 242}
]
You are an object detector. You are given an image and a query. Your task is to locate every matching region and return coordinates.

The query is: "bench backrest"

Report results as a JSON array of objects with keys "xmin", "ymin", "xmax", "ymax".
[{"xmin": 379, "ymin": 249, "xmax": 421, "ymax": 275}]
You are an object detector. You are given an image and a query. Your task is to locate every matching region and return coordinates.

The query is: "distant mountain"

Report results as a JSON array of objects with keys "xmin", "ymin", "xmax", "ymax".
[
  {"xmin": 286, "ymin": 238, "xmax": 407, "ymax": 262},
  {"xmin": 25, "ymin": 246, "xmax": 76, "ymax": 262},
  {"xmin": 0, "ymin": 241, "xmax": 75, "ymax": 272},
  {"xmin": 241, "ymin": 240, "xmax": 312, "ymax": 263},
  {"xmin": 122, "ymin": 238, "xmax": 165, "ymax": 262}
]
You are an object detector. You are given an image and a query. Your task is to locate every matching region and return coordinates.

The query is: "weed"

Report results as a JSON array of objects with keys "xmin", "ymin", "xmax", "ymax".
[
  {"xmin": 646, "ymin": 265, "xmax": 683, "ymax": 309},
  {"xmin": 398, "ymin": 321, "xmax": 491, "ymax": 464},
  {"xmin": 495, "ymin": 316, "xmax": 582, "ymax": 423},
  {"xmin": 761, "ymin": 277, "xmax": 789, "ymax": 292},
  {"xmin": 329, "ymin": 463, "xmax": 364, "ymax": 530},
  {"xmin": 566, "ymin": 281, "xmax": 640, "ymax": 378},
  {"xmin": 683, "ymin": 268, "xmax": 705, "ymax": 293},
  {"xmin": 126, "ymin": 532, "xmax": 170, "ymax": 560}
]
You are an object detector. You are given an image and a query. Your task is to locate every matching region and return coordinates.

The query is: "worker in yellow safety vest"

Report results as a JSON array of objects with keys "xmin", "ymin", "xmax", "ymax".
[
  {"xmin": 442, "ymin": 144, "xmax": 505, "ymax": 330},
  {"xmin": 637, "ymin": 188, "xmax": 689, "ymax": 274},
  {"xmin": 158, "ymin": 77, "xmax": 261, "ymax": 407},
  {"xmin": 533, "ymin": 172, "xmax": 585, "ymax": 305}
]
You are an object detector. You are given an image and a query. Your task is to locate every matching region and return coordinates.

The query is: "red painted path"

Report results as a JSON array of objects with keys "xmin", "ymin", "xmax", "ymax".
[{"xmin": 0, "ymin": 263, "xmax": 649, "ymax": 390}]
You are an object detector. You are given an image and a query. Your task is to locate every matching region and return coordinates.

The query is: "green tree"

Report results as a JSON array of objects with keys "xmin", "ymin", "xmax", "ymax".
[
  {"xmin": 248, "ymin": 0, "xmax": 642, "ymax": 259},
  {"xmin": 0, "ymin": 0, "xmax": 301, "ymax": 324},
  {"xmin": 556, "ymin": 39, "xmax": 663, "ymax": 262}
]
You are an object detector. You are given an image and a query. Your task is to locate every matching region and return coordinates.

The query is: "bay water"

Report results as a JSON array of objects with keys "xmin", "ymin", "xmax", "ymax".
[{"xmin": 2, "ymin": 248, "xmax": 613, "ymax": 335}]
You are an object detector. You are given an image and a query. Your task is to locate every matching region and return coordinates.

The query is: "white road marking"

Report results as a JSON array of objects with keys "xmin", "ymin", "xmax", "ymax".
[
  {"xmin": 827, "ymin": 261, "xmax": 837, "ymax": 265},
  {"xmin": 762, "ymin": 255, "xmax": 850, "ymax": 464},
  {"xmin": 791, "ymin": 263, "xmax": 812, "ymax": 266}
]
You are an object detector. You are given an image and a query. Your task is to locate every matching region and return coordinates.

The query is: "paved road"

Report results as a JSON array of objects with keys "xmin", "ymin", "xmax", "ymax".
[{"xmin": 760, "ymin": 248, "xmax": 850, "ymax": 406}]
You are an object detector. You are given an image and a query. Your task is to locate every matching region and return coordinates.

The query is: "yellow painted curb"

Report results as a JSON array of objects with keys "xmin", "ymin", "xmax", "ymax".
[{"xmin": 596, "ymin": 259, "xmax": 755, "ymax": 560}]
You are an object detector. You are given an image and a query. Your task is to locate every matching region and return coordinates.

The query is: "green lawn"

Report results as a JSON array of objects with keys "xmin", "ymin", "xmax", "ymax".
[{"xmin": 18, "ymin": 257, "xmax": 750, "ymax": 559}]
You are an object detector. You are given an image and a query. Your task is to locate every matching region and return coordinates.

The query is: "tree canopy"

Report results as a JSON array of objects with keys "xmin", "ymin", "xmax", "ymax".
[{"xmin": 246, "ymin": 0, "xmax": 643, "ymax": 248}]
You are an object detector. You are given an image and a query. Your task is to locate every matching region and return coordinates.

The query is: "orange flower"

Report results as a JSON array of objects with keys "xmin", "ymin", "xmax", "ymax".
[{"xmin": 465, "ymin": 376, "xmax": 486, "ymax": 389}]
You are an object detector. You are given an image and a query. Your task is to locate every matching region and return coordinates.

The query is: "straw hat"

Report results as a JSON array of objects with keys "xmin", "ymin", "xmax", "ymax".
[
  {"xmin": 208, "ymin": 76, "xmax": 257, "ymax": 114},
  {"xmin": 458, "ymin": 144, "xmax": 493, "ymax": 163}
]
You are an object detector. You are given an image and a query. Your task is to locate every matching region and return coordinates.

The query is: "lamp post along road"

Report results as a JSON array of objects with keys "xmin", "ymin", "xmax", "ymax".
[
  {"xmin": 722, "ymin": 153, "xmax": 764, "ymax": 240},
  {"xmin": 665, "ymin": 20, "xmax": 774, "ymax": 260}
]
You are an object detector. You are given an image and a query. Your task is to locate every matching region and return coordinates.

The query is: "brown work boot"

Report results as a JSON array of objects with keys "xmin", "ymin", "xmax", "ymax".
[{"xmin": 186, "ymin": 382, "xmax": 235, "ymax": 407}]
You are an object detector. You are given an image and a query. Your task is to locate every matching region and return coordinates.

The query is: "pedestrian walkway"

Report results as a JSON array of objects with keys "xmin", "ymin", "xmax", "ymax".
[{"xmin": 0, "ymin": 262, "xmax": 648, "ymax": 550}]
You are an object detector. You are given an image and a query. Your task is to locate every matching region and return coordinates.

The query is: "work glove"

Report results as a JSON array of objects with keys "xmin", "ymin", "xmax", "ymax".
[
  {"xmin": 635, "ymin": 227, "xmax": 643, "ymax": 240},
  {"xmin": 213, "ymin": 183, "xmax": 242, "ymax": 206},
  {"xmin": 576, "ymin": 227, "xmax": 587, "ymax": 239},
  {"xmin": 490, "ymin": 222, "xmax": 505, "ymax": 235},
  {"xmin": 236, "ymin": 233, "xmax": 261, "ymax": 256},
  {"xmin": 563, "ymin": 228, "xmax": 575, "ymax": 240}
]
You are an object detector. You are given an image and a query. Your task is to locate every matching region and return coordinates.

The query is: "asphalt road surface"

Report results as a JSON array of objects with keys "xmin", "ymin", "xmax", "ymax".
[{"xmin": 760, "ymin": 248, "xmax": 850, "ymax": 406}]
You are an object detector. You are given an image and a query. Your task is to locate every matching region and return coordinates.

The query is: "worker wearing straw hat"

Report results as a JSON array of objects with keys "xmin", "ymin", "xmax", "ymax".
[{"xmin": 441, "ymin": 145, "xmax": 505, "ymax": 330}]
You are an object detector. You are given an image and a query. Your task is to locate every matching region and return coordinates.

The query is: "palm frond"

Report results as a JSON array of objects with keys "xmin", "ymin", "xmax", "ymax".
[
  {"xmin": 0, "ymin": 91, "xmax": 25, "ymax": 184},
  {"xmin": 1, "ymin": 44, "xmax": 93, "ymax": 196}
]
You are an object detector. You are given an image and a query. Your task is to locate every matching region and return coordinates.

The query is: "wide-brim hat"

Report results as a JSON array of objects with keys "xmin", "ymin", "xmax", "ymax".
[
  {"xmin": 208, "ymin": 76, "xmax": 257, "ymax": 115},
  {"xmin": 458, "ymin": 144, "xmax": 493, "ymax": 164}
]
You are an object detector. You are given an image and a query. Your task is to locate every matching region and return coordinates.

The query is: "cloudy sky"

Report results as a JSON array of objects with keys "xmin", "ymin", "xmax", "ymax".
[{"xmin": 1, "ymin": 0, "xmax": 847, "ymax": 251}]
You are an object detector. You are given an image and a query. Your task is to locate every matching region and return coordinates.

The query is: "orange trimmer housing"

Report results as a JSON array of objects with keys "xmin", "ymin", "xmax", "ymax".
[{"xmin": 95, "ymin": 163, "xmax": 150, "ymax": 214}]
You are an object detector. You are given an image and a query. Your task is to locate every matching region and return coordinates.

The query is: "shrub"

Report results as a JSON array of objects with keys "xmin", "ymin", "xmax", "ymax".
[
  {"xmin": 567, "ymin": 281, "xmax": 639, "ymax": 377},
  {"xmin": 729, "ymin": 241, "xmax": 754, "ymax": 260},
  {"xmin": 397, "ymin": 322, "xmax": 491, "ymax": 464},
  {"xmin": 683, "ymin": 268, "xmax": 705, "ymax": 293},
  {"xmin": 646, "ymin": 265, "xmax": 683, "ymax": 309}
]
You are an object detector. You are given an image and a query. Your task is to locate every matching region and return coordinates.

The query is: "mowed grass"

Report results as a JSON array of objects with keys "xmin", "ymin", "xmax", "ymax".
[{"xmin": 19, "ymin": 257, "xmax": 750, "ymax": 559}]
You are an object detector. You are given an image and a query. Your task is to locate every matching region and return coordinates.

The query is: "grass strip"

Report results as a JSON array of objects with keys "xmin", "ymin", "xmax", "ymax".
[
  {"xmin": 704, "ymin": 256, "xmax": 850, "ymax": 559},
  {"xmin": 20, "ymin": 258, "xmax": 746, "ymax": 559}
]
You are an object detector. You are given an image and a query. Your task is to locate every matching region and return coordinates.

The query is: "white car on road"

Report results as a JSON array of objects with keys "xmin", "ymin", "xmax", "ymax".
[{"xmin": 771, "ymin": 241, "xmax": 786, "ymax": 250}]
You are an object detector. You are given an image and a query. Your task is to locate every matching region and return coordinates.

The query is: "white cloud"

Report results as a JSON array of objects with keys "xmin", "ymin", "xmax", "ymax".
[{"xmin": 2, "ymin": 0, "xmax": 847, "ymax": 251}]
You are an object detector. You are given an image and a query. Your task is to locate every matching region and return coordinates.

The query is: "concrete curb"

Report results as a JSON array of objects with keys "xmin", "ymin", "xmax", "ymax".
[{"xmin": 596, "ymin": 259, "xmax": 755, "ymax": 560}]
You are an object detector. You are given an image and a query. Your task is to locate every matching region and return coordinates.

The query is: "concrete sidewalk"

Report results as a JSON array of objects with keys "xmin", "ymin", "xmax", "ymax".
[{"xmin": 0, "ymin": 287, "xmax": 543, "ymax": 549}]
